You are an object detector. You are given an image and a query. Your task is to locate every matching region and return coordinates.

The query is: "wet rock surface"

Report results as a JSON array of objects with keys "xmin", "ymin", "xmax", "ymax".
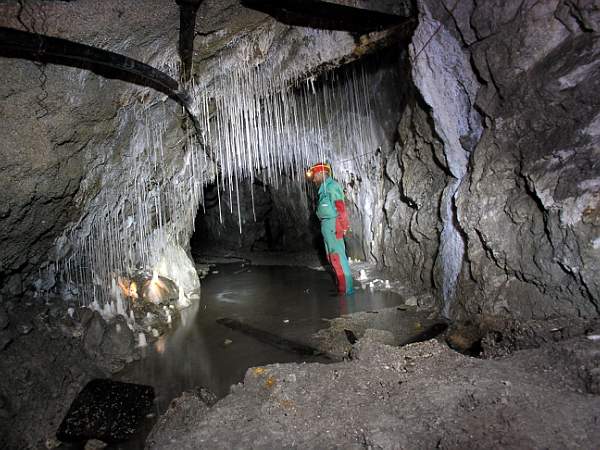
[{"xmin": 148, "ymin": 337, "xmax": 600, "ymax": 449}]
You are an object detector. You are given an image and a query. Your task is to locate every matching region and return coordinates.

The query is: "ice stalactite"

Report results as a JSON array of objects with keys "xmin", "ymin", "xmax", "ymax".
[
  {"xmin": 55, "ymin": 99, "xmax": 210, "ymax": 314},
  {"xmin": 51, "ymin": 55, "xmax": 382, "ymax": 316},
  {"xmin": 191, "ymin": 60, "xmax": 381, "ymax": 232}
]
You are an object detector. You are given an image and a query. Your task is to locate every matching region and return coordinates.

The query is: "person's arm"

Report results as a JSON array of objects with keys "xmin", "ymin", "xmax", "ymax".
[
  {"xmin": 334, "ymin": 199, "xmax": 349, "ymax": 239},
  {"xmin": 329, "ymin": 181, "xmax": 350, "ymax": 239}
]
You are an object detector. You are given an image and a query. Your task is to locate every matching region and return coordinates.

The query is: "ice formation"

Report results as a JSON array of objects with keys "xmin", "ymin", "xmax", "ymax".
[
  {"xmin": 188, "ymin": 59, "xmax": 382, "ymax": 236},
  {"xmin": 137, "ymin": 332, "xmax": 148, "ymax": 348},
  {"xmin": 52, "ymin": 57, "xmax": 381, "ymax": 315}
]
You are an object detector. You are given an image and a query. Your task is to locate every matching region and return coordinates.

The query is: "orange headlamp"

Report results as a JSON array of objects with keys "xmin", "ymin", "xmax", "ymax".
[{"xmin": 305, "ymin": 162, "xmax": 332, "ymax": 179}]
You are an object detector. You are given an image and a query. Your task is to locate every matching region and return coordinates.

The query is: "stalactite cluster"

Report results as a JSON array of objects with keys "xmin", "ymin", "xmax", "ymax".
[{"xmin": 53, "ymin": 57, "xmax": 382, "ymax": 315}]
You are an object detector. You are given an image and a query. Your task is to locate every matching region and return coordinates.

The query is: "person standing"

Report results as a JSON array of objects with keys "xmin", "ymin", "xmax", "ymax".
[{"xmin": 306, "ymin": 162, "xmax": 354, "ymax": 295}]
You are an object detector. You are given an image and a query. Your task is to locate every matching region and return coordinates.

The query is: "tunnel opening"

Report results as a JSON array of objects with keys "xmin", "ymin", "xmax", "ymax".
[
  {"xmin": 82, "ymin": 45, "xmax": 421, "ymax": 448},
  {"xmin": 191, "ymin": 176, "xmax": 325, "ymax": 264},
  {"xmin": 189, "ymin": 45, "xmax": 407, "ymax": 267}
]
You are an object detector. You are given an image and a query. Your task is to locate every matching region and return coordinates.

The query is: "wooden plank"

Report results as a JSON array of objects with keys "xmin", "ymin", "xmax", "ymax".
[
  {"xmin": 240, "ymin": 0, "xmax": 411, "ymax": 33},
  {"xmin": 216, "ymin": 317, "xmax": 329, "ymax": 358}
]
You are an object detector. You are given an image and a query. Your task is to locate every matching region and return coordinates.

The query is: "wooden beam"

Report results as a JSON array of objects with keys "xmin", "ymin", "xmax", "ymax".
[
  {"xmin": 240, "ymin": 0, "xmax": 412, "ymax": 33},
  {"xmin": 216, "ymin": 317, "xmax": 330, "ymax": 358},
  {"xmin": 175, "ymin": 0, "xmax": 204, "ymax": 84}
]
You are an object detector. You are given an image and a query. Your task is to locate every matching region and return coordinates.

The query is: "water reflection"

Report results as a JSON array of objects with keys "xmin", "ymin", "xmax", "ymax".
[{"xmin": 117, "ymin": 263, "xmax": 405, "ymax": 411}]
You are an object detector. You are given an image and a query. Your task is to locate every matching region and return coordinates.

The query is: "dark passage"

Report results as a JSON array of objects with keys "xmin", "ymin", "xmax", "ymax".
[{"xmin": 193, "ymin": 177, "xmax": 322, "ymax": 256}]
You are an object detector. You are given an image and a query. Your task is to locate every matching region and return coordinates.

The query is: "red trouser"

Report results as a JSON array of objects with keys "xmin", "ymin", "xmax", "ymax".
[{"xmin": 321, "ymin": 218, "xmax": 353, "ymax": 294}]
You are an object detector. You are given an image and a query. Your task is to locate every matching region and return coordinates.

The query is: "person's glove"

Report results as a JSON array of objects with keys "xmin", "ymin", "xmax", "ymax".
[{"xmin": 335, "ymin": 200, "xmax": 350, "ymax": 239}]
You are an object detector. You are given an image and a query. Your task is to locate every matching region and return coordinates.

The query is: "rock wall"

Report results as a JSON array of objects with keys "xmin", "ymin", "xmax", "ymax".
[
  {"xmin": 392, "ymin": 0, "xmax": 600, "ymax": 319},
  {"xmin": 381, "ymin": 86, "xmax": 447, "ymax": 294},
  {"xmin": 455, "ymin": 0, "xmax": 600, "ymax": 319},
  {"xmin": 0, "ymin": 1, "xmax": 184, "ymax": 301},
  {"xmin": 0, "ymin": 0, "xmax": 394, "ymax": 308}
]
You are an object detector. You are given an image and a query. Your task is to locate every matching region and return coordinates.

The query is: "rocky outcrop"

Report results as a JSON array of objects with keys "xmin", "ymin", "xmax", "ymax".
[
  {"xmin": 446, "ymin": 0, "xmax": 600, "ymax": 319},
  {"xmin": 147, "ymin": 338, "xmax": 600, "ymax": 449},
  {"xmin": 377, "ymin": 0, "xmax": 600, "ymax": 321}
]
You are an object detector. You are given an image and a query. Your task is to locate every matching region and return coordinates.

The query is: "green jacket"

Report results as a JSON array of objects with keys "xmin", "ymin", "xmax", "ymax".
[{"xmin": 316, "ymin": 176, "xmax": 345, "ymax": 220}]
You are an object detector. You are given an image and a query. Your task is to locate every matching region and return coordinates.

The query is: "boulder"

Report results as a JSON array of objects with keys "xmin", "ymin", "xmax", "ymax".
[{"xmin": 100, "ymin": 315, "xmax": 135, "ymax": 361}]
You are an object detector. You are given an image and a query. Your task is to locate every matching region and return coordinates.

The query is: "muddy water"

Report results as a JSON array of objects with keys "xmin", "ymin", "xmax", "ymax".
[
  {"xmin": 114, "ymin": 262, "xmax": 410, "ymax": 447},
  {"xmin": 119, "ymin": 263, "xmax": 407, "ymax": 400}
]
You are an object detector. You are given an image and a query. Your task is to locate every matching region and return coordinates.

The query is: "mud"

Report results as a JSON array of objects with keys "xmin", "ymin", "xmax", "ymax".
[
  {"xmin": 116, "ymin": 262, "xmax": 418, "ymax": 408},
  {"xmin": 148, "ymin": 336, "xmax": 600, "ymax": 449},
  {"xmin": 0, "ymin": 299, "xmax": 108, "ymax": 449}
]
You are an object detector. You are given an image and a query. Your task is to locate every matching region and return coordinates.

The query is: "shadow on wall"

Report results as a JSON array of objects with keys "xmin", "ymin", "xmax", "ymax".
[{"xmin": 191, "ymin": 176, "xmax": 325, "ymax": 261}]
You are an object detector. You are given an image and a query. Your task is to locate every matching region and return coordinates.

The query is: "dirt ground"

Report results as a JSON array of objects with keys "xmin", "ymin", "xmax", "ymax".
[
  {"xmin": 2, "ymin": 289, "xmax": 599, "ymax": 449},
  {"xmin": 0, "ymin": 300, "xmax": 105, "ymax": 449},
  {"xmin": 0, "ymin": 297, "xmax": 145, "ymax": 449},
  {"xmin": 147, "ymin": 332, "xmax": 600, "ymax": 449}
]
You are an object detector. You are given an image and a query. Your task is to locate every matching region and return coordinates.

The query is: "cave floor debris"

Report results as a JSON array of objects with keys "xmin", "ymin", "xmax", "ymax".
[
  {"xmin": 57, "ymin": 379, "xmax": 154, "ymax": 444},
  {"xmin": 116, "ymin": 262, "xmax": 426, "ymax": 408},
  {"xmin": 147, "ymin": 336, "xmax": 600, "ymax": 449}
]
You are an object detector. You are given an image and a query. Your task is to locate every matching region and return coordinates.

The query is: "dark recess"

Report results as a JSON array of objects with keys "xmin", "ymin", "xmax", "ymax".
[{"xmin": 57, "ymin": 379, "xmax": 154, "ymax": 444}]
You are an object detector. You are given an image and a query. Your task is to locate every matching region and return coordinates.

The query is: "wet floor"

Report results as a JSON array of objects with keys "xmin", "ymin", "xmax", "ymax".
[
  {"xmin": 114, "ymin": 262, "xmax": 411, "ymax": 447},
  {"xmin": 119, "ymin": 262, "xmax": 408, "ymax": 398}
]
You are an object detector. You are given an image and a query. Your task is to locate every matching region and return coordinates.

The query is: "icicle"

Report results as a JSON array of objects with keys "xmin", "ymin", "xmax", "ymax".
[
  {"xmin": 137, "ymin": 332, "xmax": 147, "ymax": 347},
  {"xmin": 56, "ymin": 54, "xmax": 380, "ymax": 313},
  {"xmin": 178, "ymin": 286, "xmax": 190, "ymax": 308}
]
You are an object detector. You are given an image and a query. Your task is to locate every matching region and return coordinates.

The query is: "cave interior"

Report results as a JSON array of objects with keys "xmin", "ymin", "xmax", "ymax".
[{"xmin": 0, "ymin": 0, "xmax": 599, "ymax": 448}]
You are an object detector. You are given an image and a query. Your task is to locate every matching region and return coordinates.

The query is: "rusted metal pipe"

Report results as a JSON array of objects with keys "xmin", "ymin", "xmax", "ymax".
[{"xmin": 0, "ymin": 26, "xmax": 200, "ymax": 127}]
